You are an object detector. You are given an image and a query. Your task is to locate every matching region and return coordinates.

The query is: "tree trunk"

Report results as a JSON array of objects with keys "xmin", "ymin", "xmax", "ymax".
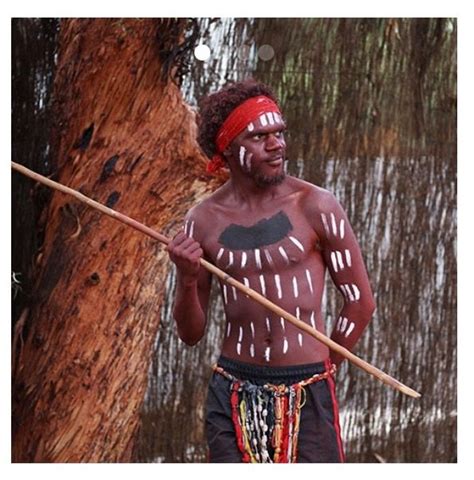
[{"xmin": 12, "ymin": 18, "xmax": 214, "ymax": 462}]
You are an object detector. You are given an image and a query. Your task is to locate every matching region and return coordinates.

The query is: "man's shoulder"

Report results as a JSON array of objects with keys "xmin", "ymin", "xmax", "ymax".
[{"xmin": 290, "ymin": 177, "xmax": 337, "ymax": 210}]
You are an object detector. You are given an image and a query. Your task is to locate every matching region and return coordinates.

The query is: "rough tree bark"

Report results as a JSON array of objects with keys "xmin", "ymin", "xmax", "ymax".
[{"xmin": 12, "ymin": 18, "xmax": 215, "ymax": 462}]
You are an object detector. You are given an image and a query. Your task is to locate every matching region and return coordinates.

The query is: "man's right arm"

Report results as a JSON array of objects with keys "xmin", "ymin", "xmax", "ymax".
[{"xmin": 167, "ymin": 225, "xmax": 212, "ymax": 346}]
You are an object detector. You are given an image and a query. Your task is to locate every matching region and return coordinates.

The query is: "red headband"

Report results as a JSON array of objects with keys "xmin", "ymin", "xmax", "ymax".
[{"xmin": 207, "ymin": 95, "xmax": 282, "ymax": 174}]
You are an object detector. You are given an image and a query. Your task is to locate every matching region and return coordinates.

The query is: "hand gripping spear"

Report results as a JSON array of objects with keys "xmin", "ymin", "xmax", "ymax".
[{"xmin": 12, "ymin": 161, "xmax": 421, "ymax": 398}]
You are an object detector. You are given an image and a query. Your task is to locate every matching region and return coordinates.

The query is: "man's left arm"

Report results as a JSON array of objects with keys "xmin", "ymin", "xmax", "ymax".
[{"xmin": 314, "ymin": 191, "xmax": 376, "ymax": 367}]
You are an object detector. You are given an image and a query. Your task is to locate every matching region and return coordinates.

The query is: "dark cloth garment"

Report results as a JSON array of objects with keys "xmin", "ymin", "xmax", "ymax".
[{"xmin": 205, "ymin": 355, "xmax": 345, "ymax": 463}]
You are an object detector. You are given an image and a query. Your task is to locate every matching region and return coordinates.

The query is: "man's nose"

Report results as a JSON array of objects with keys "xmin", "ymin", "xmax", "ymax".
[{"xmin": 265, "ymin": 134, "xmax": 284, "ymax": 150}]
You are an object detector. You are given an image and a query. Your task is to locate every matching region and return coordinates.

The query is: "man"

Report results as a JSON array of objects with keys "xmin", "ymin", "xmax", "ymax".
[{"xmin": 167, "ymin": 80, "xmax": 376, "ymax": 463}]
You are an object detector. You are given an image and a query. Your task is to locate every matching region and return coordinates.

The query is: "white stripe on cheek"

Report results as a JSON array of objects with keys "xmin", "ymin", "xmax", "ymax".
[
  {"xmin": 239, "ymin": 146, "xmax": 246, "ymax": 168},
  {"xmin": 345, "ymin": 249, "xmax": 352, "ymax": 267},
  {"xmin": 245, "ymin": 152, "xmax": 253, "ymax": 172},
  {"xmin": 236, "ymin": 343, "xmax": 241, "ymax": 355},
  {"xmin": 289, "ymin": 236, "xmax": 304, "ymax": 252}
]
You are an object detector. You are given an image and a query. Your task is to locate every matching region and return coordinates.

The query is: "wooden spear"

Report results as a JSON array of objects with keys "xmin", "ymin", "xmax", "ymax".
[{"xmin": 12, "ymin": 161, "xmax": 421, "ymax": 399}]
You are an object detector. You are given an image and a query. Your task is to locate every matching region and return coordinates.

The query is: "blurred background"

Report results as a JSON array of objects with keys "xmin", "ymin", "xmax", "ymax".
[{"xmin": 12, "ymin": 18, "xmax": 456, "ymax": 463}]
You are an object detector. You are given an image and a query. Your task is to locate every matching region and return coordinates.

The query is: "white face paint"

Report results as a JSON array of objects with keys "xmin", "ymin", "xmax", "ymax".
[
  {"xmin": 247, "ymin": 122, "xmax": 254, "ymax": 132},
  {"xmin": 289, "ymin": 236, "xmax": 304, "ymax": 252},
  {"xmin": 259, "ymin": 113, "xmax": 268, "ymax": 127},
  {"xmin": 245, "ymin": 152, "xmax": 253, "ymax": 172},
  {"xmin": 239, "ymin": 146, "xmax": 246, "ymax": 168},
  {"xmin": 241, "ymin": 251, "xmax": 247, "ymax": 268},
  {"xmin": 266, "ymin": 112, "xmax": 274, "ymax": 125}
]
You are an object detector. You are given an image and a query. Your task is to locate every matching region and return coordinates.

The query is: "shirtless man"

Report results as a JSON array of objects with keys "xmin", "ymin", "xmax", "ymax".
[{"xmin": 167, "ymin": 80, "xmax": 376, "ymax": 463}]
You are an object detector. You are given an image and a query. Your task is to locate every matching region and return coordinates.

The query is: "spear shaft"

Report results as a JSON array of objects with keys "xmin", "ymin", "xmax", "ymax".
[{"xmin": 12, "ymin": 161, "xmax": 421, "ymax": 398}]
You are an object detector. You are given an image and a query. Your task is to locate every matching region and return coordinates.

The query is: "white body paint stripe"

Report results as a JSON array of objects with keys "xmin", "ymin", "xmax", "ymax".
[
  {"xmin": 310, "ymin": 311, "xmax": 316, "ymax": 329},
  {"xmin": 321, "ymin": 213, "xmax": 330, "ymax": 236},
  {"xmin": 259, "ymin": 275, "xmax": 266, "ymax": 296},
  {"xmin": 223, "ymin": 285, "xmax": 228, "ymax": 304},
  {"xmin": 227, "ymin": 251, "xmax": 234, "ymax": 268},
  {"xmin": 298, "ymin": 333, "xmax": 303, "ymax": 347},
  {"xmin": 340, "ymin": 219, "xmax": 345, "ymax": 239},
  {"xmin": 296, "ymin": 306, "xmax": 301, "ymax": 319},
  {"xmin": 250, "ymin": 344, "xmax": 255, "ymax": 358},
  {"xmin": 274, "ymin": 274, "xmax": 283, "ymax": 299},
  {"xmin": 341, "ymin": 317, "xmax": 348, "ymax": 332},
  {"xmin": 232, "ymin": 286, "xmax": 238, "ymax": 301},
  {"xmin": 331, "ymin": 252, "xmax": 339, "ymax": 272},
  {"xmin": 289, "ymin": 236, "xmax": 304, "ymax": 252},
  {"xmin": 243, "ymin": 277, "xmax": 250, "ymax": 288},
  {"xmin": 345, "ymin": 285, "xmax": 355, "ymax": 302},
  {"xmin": 189, "ymin": 221, "xmax": 194, "ymax": 239},
  {"xmin": 336, "ymin": 250, "xmax": 344, "ymax": 270},
  {"xmin": 226, "ymin": 322, "xmax": 231, "ymax": 337},
  {"xmin": 264, "ymin": 347, "xmax": 271, "ymax": 362},
  {"xmin": 292, "ymin": 276, "xmax": 299, "ymax": 298},
  {"xmin": 264, "ymin": 249, "xmax": 274, "ymax": 267},
  {"xmin": 283, "ymin": 338, "xmax": 288, "ymax": 354},
  {"xmin": 345, "ymin": 249, "xmax": 352, "ymax": 267},
  {"xmin": 238, "ymin": 326, "xmax": 243, "ymax": 342},
  {"xmin": 280, "ymin": 317, "xmax": 286, "ymax": 331},
  {"xmin": 216, "ymin": 248, "xmax": 224, "ymax": 262},
  {"xmin": 241, "ymin": 251, "xmax": 247, "ymax": 268},
  {"xmin": 254, "ymin": 249, "xmax": 262, "ymax": 269},
  {"xmin": 330, "ymin": 213, "xmax": 337, "ymax": 235},
  {"xmin": 305, "ymin": 269, "xmax": 314, "ymax": 294},
  {"xmin": 345, "ymin": 322, "xmax": 355, "ymax": 337},
  {"xmin": 336, "ymin": 316, "xmax": 343, "ymax": 331},
  {"xmin": 278, "ymin": 246, "xmax": 290, "ymax": 263},
  {"xmin": 237, "ymin": 343, "xmax": 241, "ymax": 355},
  {"xmin": 352, "ymin": 284, "xmax": 361, "ymax": 300},
  {"xmin": 250, "ymin": 322, "xmax": 255, "ymax": 338},
  {"xmin": 184, "ymin": 220, "xmax": 189, "ymax": 235},
  {"xmin": 266, "ymin": 317, "xmax": 271, "ymax": 332}
]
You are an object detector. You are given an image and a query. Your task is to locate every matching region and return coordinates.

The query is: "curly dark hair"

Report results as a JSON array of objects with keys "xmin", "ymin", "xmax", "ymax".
[{"xmin": 197, "ymin": 79, "xmax": 279, "ymax": 159}]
